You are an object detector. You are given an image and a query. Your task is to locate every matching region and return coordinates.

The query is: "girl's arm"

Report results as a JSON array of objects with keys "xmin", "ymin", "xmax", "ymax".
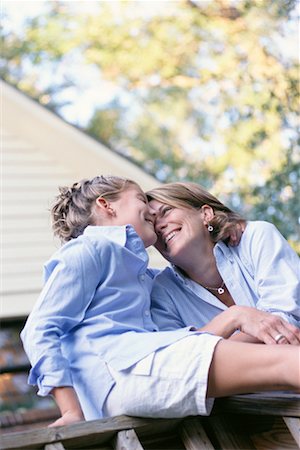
[
  {"xmin": 49, "ymin": 387, "xmax": 85, "ymax": 427},
  {"xmin": 21, "ymin": 239, "xmax": 100, "ymax": 414}
]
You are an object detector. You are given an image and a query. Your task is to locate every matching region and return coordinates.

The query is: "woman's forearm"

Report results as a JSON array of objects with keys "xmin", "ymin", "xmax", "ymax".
[
  {"xmin": 229, "ymin": 330, "xmax": 261, "ymax": 343},
  {"xmin": 197, "ymin": 305, "xmax": 242, "ymax": 338}
]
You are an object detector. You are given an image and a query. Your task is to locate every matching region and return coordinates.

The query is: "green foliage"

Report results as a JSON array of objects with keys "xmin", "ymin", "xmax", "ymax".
[
  {"xmin": 87, "ymin": 107, "xmax": 123, "ymax": 145},
  {"xmin": 1, "ymin": 0, "xmax": 299, "ymax": 249},
  {"xmin": 246, "ymin": 149, "xmax": 300, "ymax": 253}
]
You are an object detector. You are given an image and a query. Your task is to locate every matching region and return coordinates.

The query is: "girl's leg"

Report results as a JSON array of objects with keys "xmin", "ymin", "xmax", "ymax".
[{"xmin": 207, "ymin": 340, "xmax": 300, "ymax": 398}]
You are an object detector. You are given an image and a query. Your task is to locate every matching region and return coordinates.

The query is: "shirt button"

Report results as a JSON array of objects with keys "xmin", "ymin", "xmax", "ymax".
[
  {"xmin": 145, "ymin": 310, "xmax": 150, "ymax": 316},
  {"xmin": 140, "ymin": 274, "xmax": 145, "ymax": 281}
]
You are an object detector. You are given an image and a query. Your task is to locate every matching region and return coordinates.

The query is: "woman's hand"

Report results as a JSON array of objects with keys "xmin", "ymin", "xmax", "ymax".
[
  {"xmin": 228, "ymin": 222, "xmax": 246, "ymax": 246},
  {"xmin": 198, "ymin": 305, "xmax": 300, "ymax": 345},
  {"xmin": 233, "ymin": 306, "xmax": 300, "ymax": 345}
]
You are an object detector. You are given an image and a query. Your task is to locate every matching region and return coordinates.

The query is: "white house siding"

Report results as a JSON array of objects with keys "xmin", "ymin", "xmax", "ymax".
[{"xmin": 1, "ymin": 81, "xmax": 166, "ymax": 318}]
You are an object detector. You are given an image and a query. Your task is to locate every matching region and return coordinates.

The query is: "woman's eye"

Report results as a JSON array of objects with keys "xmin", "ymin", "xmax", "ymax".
[{"xmin": 161, "ymin": 207, "xmax": 172, "ymax": 216}]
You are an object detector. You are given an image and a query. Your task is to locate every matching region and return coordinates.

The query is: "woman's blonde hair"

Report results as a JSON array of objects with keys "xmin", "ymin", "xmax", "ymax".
[
  {"xmin": 147, "ymin": 182, "xmax": 245, "ymax": 243},
  {"xmin": 51, "ymin": 175, "xmax": 138, "ymax": 243}
]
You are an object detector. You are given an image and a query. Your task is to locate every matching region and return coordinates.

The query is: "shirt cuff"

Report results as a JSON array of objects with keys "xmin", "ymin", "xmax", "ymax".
[{"xmin": 29, "ymin": 368, "xmax": 73, "ymax": 397}]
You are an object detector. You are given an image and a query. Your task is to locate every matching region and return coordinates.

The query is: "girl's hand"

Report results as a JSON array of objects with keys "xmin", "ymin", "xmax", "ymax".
[
  {"xmin": 49, "ymin": 386, "xmax": 85, "ymax": 428},
  {"xmin": 48, "ymin": 410, "xmax": 85, "ymax": 427}
]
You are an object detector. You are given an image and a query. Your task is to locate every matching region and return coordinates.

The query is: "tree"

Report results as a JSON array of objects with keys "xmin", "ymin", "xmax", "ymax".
[{"xmin": 1, "ymin": 0, "xmax": 299, "ymax": 249}]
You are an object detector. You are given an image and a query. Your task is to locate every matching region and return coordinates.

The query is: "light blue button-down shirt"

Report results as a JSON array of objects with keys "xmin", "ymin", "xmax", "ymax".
[
  {"xmin": 151, "ymin": 221, "xmax": 300, "ymax": 330},
  {"xmin": 20, "ymin": 225, "xmax": 194, "ymax": 420}
]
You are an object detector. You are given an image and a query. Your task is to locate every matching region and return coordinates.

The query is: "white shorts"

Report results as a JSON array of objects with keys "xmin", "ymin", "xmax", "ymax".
[{"xmin": 103, "ymin": 333, "xmax": 222, "ymax": 418}]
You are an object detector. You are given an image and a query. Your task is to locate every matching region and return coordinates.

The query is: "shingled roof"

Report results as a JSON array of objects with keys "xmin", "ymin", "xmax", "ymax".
[{"xmin": 1, "ymin": 80, "xmax": 165, "ymax": 319}]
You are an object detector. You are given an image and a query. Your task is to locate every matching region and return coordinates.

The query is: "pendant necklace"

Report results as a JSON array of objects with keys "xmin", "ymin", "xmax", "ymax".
[{"xmin": 204, "ymin": 281, "xmax": 225, "ymax": 295}]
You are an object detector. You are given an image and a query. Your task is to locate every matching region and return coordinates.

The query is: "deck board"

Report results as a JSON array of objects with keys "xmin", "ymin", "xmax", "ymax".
[
  {"xmin": 213, "ymin": 393, "xmax": 300, "ymax": 417},
  {"xmin": 1, "ymin": 393, "xmax": 299, "ymax": 450},
  {"xmin": 0, "ymin": 416, "xmax": 182, "ymax": 450}
]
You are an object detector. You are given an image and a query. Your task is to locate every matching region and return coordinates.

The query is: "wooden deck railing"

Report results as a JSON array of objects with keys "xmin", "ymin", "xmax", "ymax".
[{"xmin": 1, "ymin": 393, "xmax": 299, "ymax": 450}]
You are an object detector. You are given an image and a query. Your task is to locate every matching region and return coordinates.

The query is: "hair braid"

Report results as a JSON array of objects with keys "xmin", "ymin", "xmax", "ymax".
[{"xmin": 51, "ymin": 175, "xmax": 137, "ymax": 243}]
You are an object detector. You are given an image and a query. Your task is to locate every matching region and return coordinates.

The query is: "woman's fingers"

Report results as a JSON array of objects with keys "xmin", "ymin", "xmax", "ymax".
[
  {"xmin": 272, "ymin": 322, "xmax": 300, "ymax": 345},
  {"xmin": 241, "ymin": 308, "xmax": 300, "ymax": 345},
  {"xmin": 236, "ymin": 307, "xmax": 299, "ymax": 345},
  {"xmin": 262, "ymin": 318, "xmax": 300, "ymax": 345}
]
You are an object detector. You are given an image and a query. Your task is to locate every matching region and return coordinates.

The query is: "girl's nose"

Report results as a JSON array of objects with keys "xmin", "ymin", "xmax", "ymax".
[
  {"xmin": 148, "ymin": 204, "xmax": 167, "ymax": 233},
  {"xmin": 148, "ymin": 205, "xmax": 157, "ymax": 216},
  {"xmin": 154, "ymin": 216, "xmax": 167, "ymax": 235}
]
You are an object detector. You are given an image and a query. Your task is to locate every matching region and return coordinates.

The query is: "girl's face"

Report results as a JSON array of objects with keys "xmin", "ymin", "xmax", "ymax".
[
  {"xmin": 109, "ymin": 186, "xmax": 157, "ymax": 248},
  {"xmin": 149, "ymin": 199, "xmax": 210, "ymax": 265}
]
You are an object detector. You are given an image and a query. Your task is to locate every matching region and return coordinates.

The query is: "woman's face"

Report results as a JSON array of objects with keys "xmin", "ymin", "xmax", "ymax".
[{"xmin": 149, "ymin": 199, "xmax": 209, "ymax": 265}]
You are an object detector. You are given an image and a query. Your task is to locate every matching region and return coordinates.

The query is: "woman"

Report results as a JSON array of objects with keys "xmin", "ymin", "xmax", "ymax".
[{"xmin": 147, "ymin": 182, "xmax": 300, "ymax": 344}]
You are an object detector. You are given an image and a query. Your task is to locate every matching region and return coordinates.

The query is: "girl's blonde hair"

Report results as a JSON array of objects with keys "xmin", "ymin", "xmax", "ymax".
[
  {"xmin": 51, "ymin": 175, "xmax": 138, "ymax": 243},
  {"xmin": 147, "ymin": 182, "xmax": 245, "ymax": 243}
]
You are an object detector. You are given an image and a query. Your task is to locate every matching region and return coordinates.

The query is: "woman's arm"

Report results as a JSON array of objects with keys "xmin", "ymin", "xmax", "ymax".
[
  {"xmin": 198, "ymin": 305, "xmax": 300, "ymax": 344},
  {"xmin": 212, "ymin": 221, "xmax": 300, "ymax": 344},
  {"xmin": 243, "ymin": 222, "xmax": 300, "ymax": 327}
]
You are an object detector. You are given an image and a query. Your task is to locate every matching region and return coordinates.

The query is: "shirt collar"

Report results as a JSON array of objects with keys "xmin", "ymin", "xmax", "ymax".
[
  {"xmin": 84, "ymin": 224, "xmax": 140, "ymax": 248},
  {"xmin": 169, "ymin": 240, "xmax": 232, "ymax": 281},
  {"xmin": 83, "ymin": 225, "xmax": 148, "ymax": 263},
  {"xmin": 213, "ymin": 241, "xmax": 234, "ymax": 262},
  {"xmin": 169, "ymin": 264, "xmax": 188, "ymax": 283}
]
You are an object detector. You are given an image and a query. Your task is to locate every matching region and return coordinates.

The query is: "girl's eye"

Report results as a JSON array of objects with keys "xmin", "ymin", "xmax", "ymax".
[{"xmin": 138, "ymin": 196, "xmax": 147, "ymax": 204}]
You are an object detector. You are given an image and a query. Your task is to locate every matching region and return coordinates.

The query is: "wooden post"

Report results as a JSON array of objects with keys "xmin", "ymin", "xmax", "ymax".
[
  {"xmin": 44, "ymin": 443, "xmax": 66, "ymax": 450},
  {"xmin": 180, "ymin": 417, "xmax": 214, "ymax": 450},
  {"xmin": 112, "ymin": 429, "xmax": 144, "ymax": 450},
  {"xmin": 283, "ymin": 417, "xmax": 300, "ymax": 448}
]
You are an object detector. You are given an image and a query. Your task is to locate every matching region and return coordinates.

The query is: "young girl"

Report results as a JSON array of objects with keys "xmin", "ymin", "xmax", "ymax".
[{"xmin": 21, "ymin": 175, "xmax": 300, "ymax": 427}]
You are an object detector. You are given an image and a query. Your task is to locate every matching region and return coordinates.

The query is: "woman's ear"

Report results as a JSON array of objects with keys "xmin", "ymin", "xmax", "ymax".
[
  {"xmin": 95, "ymin": 197, "xmax": 116, "ymax": 217},
  {"xmin": 200, "ymin": 204, "xmax": 214, "ymax": 225}
]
